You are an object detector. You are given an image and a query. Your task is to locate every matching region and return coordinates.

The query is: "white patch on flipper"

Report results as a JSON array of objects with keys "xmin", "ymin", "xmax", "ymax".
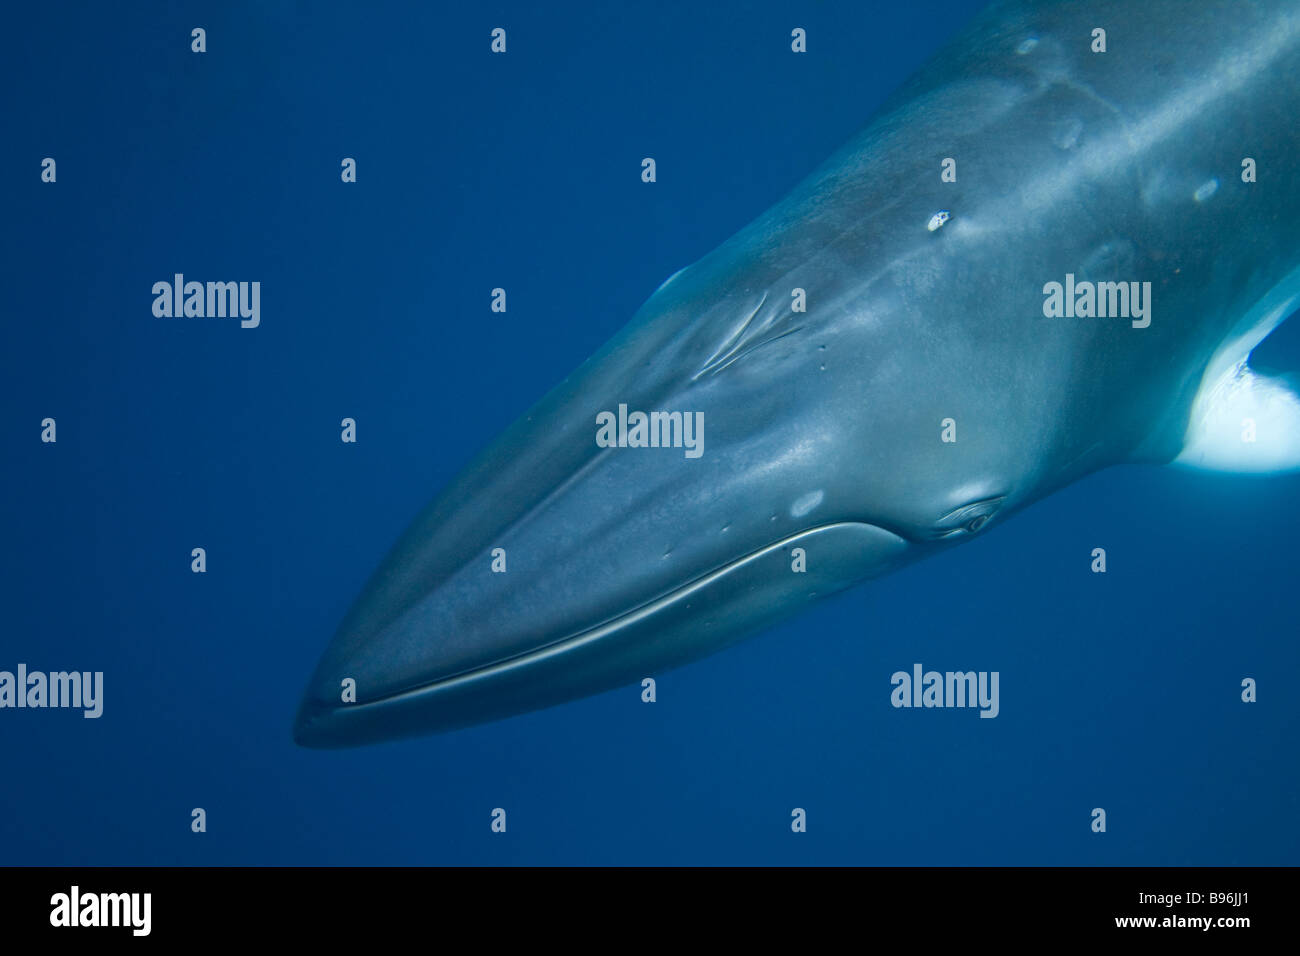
[
  {"xmin": 1175, "ymin": 361, "xmax": 1300, "ymax": 472},
  {"xmin": 1174, "ymin": 262, "xmax": 1300, "ymax": 473}
]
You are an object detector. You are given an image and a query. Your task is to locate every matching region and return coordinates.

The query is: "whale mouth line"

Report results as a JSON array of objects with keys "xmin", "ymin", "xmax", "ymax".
[{"xmin": 299, "ymin": 519, "xmax": 907, "ymax": 728}]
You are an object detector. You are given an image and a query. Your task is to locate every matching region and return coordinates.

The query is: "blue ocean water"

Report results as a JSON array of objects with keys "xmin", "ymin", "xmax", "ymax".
[{"xmin": 2, "ymin": 0, "xmax": 1297, "ymax": 865}]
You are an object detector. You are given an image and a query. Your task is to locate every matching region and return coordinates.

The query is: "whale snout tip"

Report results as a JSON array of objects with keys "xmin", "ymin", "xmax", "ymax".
[{"xmin": 292, "ymin": 696, "xmax": 340, "ymax": 749}]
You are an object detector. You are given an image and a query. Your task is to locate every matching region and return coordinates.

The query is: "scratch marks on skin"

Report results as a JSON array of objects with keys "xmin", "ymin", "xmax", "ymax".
[{"xmin": 694, "ymin": 291, "xmax": 805, "ymax": 379}]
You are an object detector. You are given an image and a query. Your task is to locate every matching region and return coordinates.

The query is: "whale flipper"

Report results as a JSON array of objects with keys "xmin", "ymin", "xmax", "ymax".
[
  {"xmin": 1175, "ymin": 261, "xmax": 1300, "ymax": 474},
  {"xmin": 1175, "ymin": 362, "xmax": 1300, "ymax": 473}
]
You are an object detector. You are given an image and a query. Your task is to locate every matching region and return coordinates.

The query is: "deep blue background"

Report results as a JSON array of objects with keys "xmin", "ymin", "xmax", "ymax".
[{"xmin": 2, "ymin": 1, "xmax": 1296, "ymax": 865}]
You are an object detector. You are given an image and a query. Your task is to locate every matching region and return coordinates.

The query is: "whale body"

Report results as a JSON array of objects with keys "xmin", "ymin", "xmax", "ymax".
[{"xmin": 295, "ymin": 0, "xmax": 1300, "ymax": 747}]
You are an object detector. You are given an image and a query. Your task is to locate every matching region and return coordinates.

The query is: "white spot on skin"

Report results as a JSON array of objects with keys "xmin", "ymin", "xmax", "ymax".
[
  {"xmin": 1052, "ymin": 118, "xmax": 1083, "ymax": 150},
  {"xmin": 1194, "ymin": 178, "xmax": 1219, "ymax": 202},
  {"xmin": 790, "ymin": 490, "xmax": 824, "ymax": 518},
  {"xmin": 927, "ymin": 210, "xmax": 950, "ymax": 232},
  {"xmin": 1017, "ymin": 37, "xmax": 1038, "ymax": 54}
]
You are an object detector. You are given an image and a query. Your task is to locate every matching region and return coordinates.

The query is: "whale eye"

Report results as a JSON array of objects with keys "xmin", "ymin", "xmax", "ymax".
[{"xmin": 929, "ymin": 495, "xmax": 1006, "ymax": 540}]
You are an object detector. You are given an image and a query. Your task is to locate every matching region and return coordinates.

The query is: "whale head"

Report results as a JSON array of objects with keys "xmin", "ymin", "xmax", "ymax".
[{"xmin": 293, "ymin": 224, "xmax": 1043, "ymax": 748}]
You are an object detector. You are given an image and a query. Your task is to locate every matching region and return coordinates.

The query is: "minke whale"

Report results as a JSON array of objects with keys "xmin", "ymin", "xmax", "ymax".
[{"xmin": 295, "ymin": 0, "xmax": 1300, "ymax": 747}]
